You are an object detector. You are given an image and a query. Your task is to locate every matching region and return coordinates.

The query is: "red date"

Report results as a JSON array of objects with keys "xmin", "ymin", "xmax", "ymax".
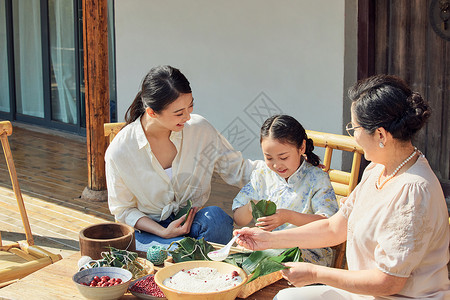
[{"xmin": 84, "ymin": 275, "xmax": 123, "ymax": 287}]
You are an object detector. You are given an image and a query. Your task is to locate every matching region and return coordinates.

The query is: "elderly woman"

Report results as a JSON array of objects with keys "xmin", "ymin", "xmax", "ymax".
[{"xmin": 235, "ymin": 75, "xmax": 450, "ymax": 299}]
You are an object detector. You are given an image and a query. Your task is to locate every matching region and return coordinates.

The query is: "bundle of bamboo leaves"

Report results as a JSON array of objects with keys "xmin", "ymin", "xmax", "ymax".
[
  {"xmin": 225, "ymin": 247, "xmax": 302, "ymax": 282},
  {"xmin": 79, "ymin": 247, "xmax": 148, "ymax": 279},
  {"xmin": 168, "ymin": 237, "xmax": 302, "ymax": 283}
]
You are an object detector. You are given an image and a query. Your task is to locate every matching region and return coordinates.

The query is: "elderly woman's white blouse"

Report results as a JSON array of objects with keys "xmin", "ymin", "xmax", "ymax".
[
  {"xmin": 105, "ymin": 114, "xmax": 259, "ymax": 227},
  {"xmin": 340, "ymin": 156, "xmax": 450, "ymax": 299}
]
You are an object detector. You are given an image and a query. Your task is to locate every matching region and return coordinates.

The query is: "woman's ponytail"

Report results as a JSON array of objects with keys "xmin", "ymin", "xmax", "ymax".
[{"xmin": 125, "ymin": 90, "xmax": 145, "ymax": 125}]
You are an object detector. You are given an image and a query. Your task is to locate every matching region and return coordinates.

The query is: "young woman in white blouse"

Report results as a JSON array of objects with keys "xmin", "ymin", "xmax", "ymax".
[
  {"xmin": 234, "ymin": 75, "xmax": 450, "ymax": 299},
  {"xmin": 105, "ymin": 65, "xmax": 259, "ymax": 251}
]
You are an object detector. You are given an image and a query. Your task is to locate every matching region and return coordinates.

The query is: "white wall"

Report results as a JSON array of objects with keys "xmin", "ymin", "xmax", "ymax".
[{"xmin": 115, "ymin": 0, "xmax": 357, "ymax": 161}]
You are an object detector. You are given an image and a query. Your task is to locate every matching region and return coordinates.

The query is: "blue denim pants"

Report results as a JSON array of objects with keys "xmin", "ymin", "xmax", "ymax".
[{"xmin": 135, "ymin": 206, "xmax": 233, "ymax": 252}]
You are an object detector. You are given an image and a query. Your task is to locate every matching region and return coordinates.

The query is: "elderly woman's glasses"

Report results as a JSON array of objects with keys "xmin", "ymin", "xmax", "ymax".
[{"xmin": 345, "ymin": 122, "xmax": 362, "ymax": 137}]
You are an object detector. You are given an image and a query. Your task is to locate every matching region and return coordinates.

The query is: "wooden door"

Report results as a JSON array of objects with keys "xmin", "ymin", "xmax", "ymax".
[{"xmin": 364, "ymin": 0, "xmax": 450, "ymax": 183}]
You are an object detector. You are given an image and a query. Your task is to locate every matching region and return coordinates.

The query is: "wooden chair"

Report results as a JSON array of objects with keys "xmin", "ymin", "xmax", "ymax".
[
  {"xmin": 104, "ymin": 122, "xmax": 126, "ymax": 224},
  {"xmin": 306, "ymin": 130, "xmax": 364, "ymax": 269},
  {"xmin": 104, "ymin": 122, "xmax": 125, "ymax": 143},
  {"xmin": 0, "ymin": 121, "xmax": 62, "ymax": 286}
]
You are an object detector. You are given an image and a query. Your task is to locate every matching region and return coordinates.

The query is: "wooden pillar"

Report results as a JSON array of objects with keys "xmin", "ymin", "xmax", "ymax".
[
  {"xmin": 81, "ymin": 0, "xmax": 109, "ymax": 201},
  {"xmin": 357, "ymin": 0, "xmax": 375, "ymax": 81},
  {"xmin": 357, "ymin": 0, "xmax": 376, "ymax": 179}
]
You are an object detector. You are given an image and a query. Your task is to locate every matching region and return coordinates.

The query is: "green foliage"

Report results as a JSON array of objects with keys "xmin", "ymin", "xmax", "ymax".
[
  {"xmin": 251, "ymin": 200, "xmax": 277, "ymax": 221},
  {"xmin": 168, "ymin": 237, "xmax": 215, "ymax": 262}
]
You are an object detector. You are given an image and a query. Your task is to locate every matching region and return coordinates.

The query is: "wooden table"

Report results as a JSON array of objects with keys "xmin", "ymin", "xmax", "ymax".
[{"xmin": 0, "ymin": 252, "xmax": 290, "ymax": 299}]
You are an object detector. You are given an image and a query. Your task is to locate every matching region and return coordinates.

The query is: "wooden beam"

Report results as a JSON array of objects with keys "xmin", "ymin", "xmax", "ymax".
[
  {"xmin": 357, "ymin": 0, "xmax": 376, "ymax": 80},
  {"xmin": 82, "ymin": 0, "xmax": 110, "ymax": 199}
]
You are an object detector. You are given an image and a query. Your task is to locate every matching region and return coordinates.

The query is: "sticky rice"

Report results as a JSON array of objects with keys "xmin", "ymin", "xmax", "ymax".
[{"xmin": 162, "ymin": 267, "xmax": 242, "ymax": 293}]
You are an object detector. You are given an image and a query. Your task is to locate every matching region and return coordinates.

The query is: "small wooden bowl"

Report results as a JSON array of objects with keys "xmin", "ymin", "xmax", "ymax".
[{"xmin": 79, "ymin": 222, "xmax": 135, "ymax": 260}]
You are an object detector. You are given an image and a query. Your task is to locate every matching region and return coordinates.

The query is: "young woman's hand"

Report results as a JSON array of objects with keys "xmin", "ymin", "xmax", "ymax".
[
  {"xmin": 163, "ymin": 207, "xmax": 198, "ymax": 238},
  {"xmin": 233, "ymin": 227, "xmax": 272, "ymax": 251},
  {"xmin": 255, "ymin": 209, "xmax": 289, "ymax": 231},
  {"xmin": 280, "ymin": 262, "xmax": 317, "ymax": 287}
]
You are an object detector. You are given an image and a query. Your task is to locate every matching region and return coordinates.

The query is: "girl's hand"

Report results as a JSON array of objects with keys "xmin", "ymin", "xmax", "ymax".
[
  {"xmin": 255, "ymin": 209, "xmax": 288, "ymax": 231},
  {"xmin": 281, "ymin": 262, "xmax": 317, "ymax": 287},
  {"xmin": 233, "ymin": 227, "xmax": 272, "ymax": 251},
  {"xmin": 233, "ymin": 202, "xmax": 254, "ymax": 227},
  {"xmin": 164, "ymin": 207, "xmax": 198, "ymax": 238}
]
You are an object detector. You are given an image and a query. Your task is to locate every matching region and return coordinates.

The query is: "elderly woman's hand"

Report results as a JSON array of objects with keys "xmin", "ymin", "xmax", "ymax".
[
  {"xmin": 233, "ymin": 227, "xmax": 272, "ymax": 251},
  {"xmin": 281, "ymin": 262, "xmax": 317, "ymax": 287}
]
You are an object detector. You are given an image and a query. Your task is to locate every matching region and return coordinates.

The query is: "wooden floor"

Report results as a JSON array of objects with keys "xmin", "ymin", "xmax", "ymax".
[
  {"xmin": 0, "ymin": 125, "xmax": 105, "ymax": 258},
  {"xmin": 0, "ymin": 123, "xmax": 241, "ymax": 259}
]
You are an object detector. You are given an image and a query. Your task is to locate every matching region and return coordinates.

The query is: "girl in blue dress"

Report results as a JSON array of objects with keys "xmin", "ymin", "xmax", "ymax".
[{"xmin": 232, "ymin": 115, "xmax": 339, "ymax": 266}]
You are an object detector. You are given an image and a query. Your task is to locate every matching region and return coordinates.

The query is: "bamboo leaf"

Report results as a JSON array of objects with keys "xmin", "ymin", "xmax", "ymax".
[
  {"xmin": 224, "ymin": 256, "xmax": 238, "ymax": 267},
  {"xmin": 174, "ymin": 199, "xmax": 193, "ymax": 225},
  {"xmin": 227, "ymin": 247, "xmax": 303, "ymax": 282},
  {"xmin": 247, "ymin": 258, "xmax": 287, "ymax": 283},
  {"xmin": 170, "ymin": 251, "xmax": 184, "ymax": 263},
  {"xmin": 225, "ymin": 252, "xmax": 249, "ymax": 267},
  {"xmin": 176, "ymin": 237, "xmax": 197, "ymax": 253},
  {"xmin": 168, "ymin": 237, "xmax": 215, "ymax": 263},
  {"xmin": 251, "ymin": 200, "xmax": 277, "ymax": 221},
  {"xmin": 241, "ymin": 249, "xmax": 285, "ymax": 274},
  {"xmin": 284, "ymin": 247, "xmax": 302, "ymax": 263}
]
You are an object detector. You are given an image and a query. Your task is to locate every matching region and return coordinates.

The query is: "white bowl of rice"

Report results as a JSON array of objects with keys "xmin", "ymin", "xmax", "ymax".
[{"xmin": 154, "ymin": 260, "xmax": 247, "ymax": 300}]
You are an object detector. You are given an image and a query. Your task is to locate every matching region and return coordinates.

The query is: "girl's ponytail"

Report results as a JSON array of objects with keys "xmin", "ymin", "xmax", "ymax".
[{"xmin": 304, "ymin": 138, "xmax": 320, "ymax": 166}]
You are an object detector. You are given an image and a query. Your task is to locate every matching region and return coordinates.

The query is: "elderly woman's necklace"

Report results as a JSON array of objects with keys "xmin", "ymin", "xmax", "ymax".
[{"xmin": 376, "ymin": 147, "xmax": 418, "ymax": 190}]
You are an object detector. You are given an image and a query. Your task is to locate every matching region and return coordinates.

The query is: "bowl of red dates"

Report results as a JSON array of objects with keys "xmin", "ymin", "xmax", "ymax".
[
  {"xmin": 129, "ymin": 274, "xmax": 166, "ymax": 299},
  {"xmin": 73, "ymin": 266, "xmax": 132, "ymax": 299}
]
